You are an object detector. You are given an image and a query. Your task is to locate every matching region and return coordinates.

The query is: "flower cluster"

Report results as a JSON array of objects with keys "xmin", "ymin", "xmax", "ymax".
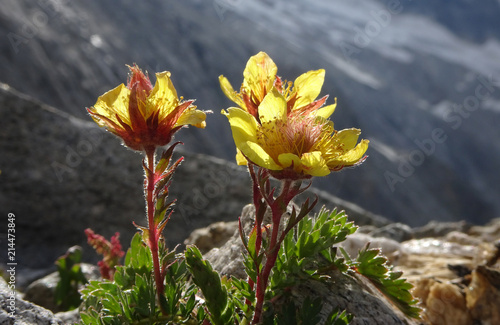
[
  {"xmin": 220, "ymin": 51, "xmax": 368, "ymax": 179},
  {"xmin": 78, "ymin": 57, "xmax": 396, "ymax": 325}
]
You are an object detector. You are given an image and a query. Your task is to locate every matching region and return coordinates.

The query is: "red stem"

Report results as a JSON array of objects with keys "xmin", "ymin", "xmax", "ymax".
[
  {"xmin": 145, "ymin": 147, "xmax": 166, "ymax": 314},
  {"xmin": 252, "ymin": 179, "xmax": 295, "ymax": 324}
]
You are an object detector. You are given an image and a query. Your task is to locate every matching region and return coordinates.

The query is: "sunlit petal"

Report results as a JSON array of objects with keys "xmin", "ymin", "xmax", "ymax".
[
  {"xmin": 149, "ymin": 71, "xmax": 178, "ymax": 118},
  {"xmin": 241, "ymin": 141, "xmax": 281, "ymax": 170},
  {"xmin": 175, "ymin": 107, "xmax": 207, "ymax": 128},
  {"xmin": 235, "ymin": 149, "xmax": 248, "ymax": 166},
  {"xmin": 335, "ymin": 128, "xmax": 361, "ymax": 150},
  {"xmin": 335, "ymin": 139, "xmax": 369, "ymax": 165},
  {"xmin": 278, "ymin": 153, "xmax": 301, "ymax": 169},
  {"xmin": 92, "ymin": 84, "xmax": 130, "ymax": 125},
  {"xmin": 88, "ymin": 66, "xmax": 206, "ymax": 151},
  {"xmin": 301, "ymin": 151, "xmax": 330, "ymax": 176},
  {"xmin": 292, "ymin": 69, "xmax": 325, "ymax": 110},
  {"xmin": 243, "ymin": 51, "xmax": 277, "ymax": 102},
  {"xmin": 259, "ymin": 88, "xmax": 287, "ymax": 124},
  {"xmin": 223, "ymin": 107, "xmax": 259, "ymax": 147},
  {"xmin": 316, "ymin": 99, "xmax": 337, "ymax": 119},
  {"xmin": 219, "ymin": 75, "xmax": 244, "ymax": 107}
]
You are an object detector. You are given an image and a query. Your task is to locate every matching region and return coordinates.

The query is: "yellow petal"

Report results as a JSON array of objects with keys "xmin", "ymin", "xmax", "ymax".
[
  {"xmin": 235, "ymin": 148, "xmax": 248, "ymax": 166},
  {"xmin": 240, "ymin": 141, "xmax": 281, "ymax": 170},
  {"xmin": 316, "ymin": 98, "xmax": 337, "ymax": 119},
  {"xmin": 175, "ymin": 107, "xmax": 207, "ymax": 128},
  {"xmin": 222, "ymin": 107, "xmax": 258, "ymax": 147},
  {"xmin": 278, "ymin": 153, "xmax": 302, "ymax": 169},
  {"xmin": 149, "ymin": 71, "xmax": 178, "ymax": 118},
  {"xmin": 219, "ymin": 75, "xmax": 244, "ymax": 107},
  {"xmin": 337, "ymin": 139, "xmax": 369, "ymax": 165},
  {"xmin": 93, "ymin": 83, "xmax": 130, "ymax": 125},
  {"xmin": 292, "ymin": 69, "xmax": 325, "ymax": 110},
  {"xmin": 258, "ymin": 88, "xmax": 287, "ymax": 124},
  {"xmin": 335, "ymin": 128, "xmax": 362, "ymax": 150},
  {"xmin": 301, "ymin": 151, "xmax": 330, "ymax": 176},
  {"xmin": 243, "ymin": 52, "xmax": 277, "ymax": 102}
]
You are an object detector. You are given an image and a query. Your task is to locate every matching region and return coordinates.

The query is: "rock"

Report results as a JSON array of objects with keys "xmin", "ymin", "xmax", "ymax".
[
  {"xmin": 204, "ymin": 204, "xmax": 267, "ymax": 280},
  {"xmin": 204, "ymin": 204, "xmax": 419, "ymax": 324},
  {"xmin": 444, "ymin": 231, "xmax": 483, "ymax": 246},
  {"xmin": 400, "ymin": 238, "xmax": 478, "ymax": 258},
  {"xmin": 413, "ymin": 221, "xmax": 471, "ymax": 239},
  {"xmin": 0, "ymin": 276, "xmax": 62, "ymax": 325},
  {"xmin": 394, "ymin": 218, "xmax": 500, "ymax": 325},
  {"xmin": 368, "ymin": 222, "xmax": 414, "ymax": 242},
  {"xmin": 396, "ymin": 238, "xmax": 481, "ymax": 284},
  {"xmin": 466, "ymin": 266, "xmax": 500, "ymax": 324},
  {"xmin": 23, "ymin": 263, "xmax": 100, "ymax": 313},
  {"xmin": 468, "ymin": 218, "xmax": 500, "ymax": 243},
  {"xmin": 55, "ymin": 309, "xmax": 80, "ymax": 324},
  {"xmin": 184, "ymin": 221, "xmax": 238, "ymax": 254},
  {"xmin": 340, "ymin": 233, "xmax": 402, "ymax": 264},
  {"xmin": 413, "ymin": 279, "xmax": 472, "ymax": 325}
]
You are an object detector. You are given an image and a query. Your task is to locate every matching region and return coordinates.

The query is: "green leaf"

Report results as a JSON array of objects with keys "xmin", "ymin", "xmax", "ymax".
[
  {"xmin": 185, "ymin": 245, "xmax": 235, "ymax": 325},
  {"xmin": 299, "ymin": 297, "xmax": 322, "ymax": 325},
  {"xmin": 326, "ymin": 309, "xmax": 354, "ymax": 325},
  {"xmin": 355, "ymin": 245, "xmax": 421, "ymax": 319},
  {"xmin": 54, "ymin": 246, "xmax": 87, "ymax": 311}
]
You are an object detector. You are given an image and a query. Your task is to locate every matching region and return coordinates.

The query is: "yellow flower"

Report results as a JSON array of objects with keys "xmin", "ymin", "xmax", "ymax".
[
  {"xmin": 219, "ymin": 51, "xmax": 336, "ymax": 120},
  {"xmin": 88, "ymin": 65, "xmax": 206, "ymax": 151},
  {"xmin": 221, "ymin": 53, "xmax": 368, "ymax": 179}
]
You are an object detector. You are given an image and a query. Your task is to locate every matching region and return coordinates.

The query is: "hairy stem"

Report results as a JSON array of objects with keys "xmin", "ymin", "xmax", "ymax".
[
  {"xmin": 145, "ymin": 147, "xmax": 166, "ymax": 314},
  {"xmin": 252, "ymin": 179, "xmax": 297, "ymax": 324}
]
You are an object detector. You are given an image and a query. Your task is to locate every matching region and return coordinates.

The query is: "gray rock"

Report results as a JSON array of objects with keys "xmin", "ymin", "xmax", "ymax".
[
  {"xmin": 340, "ymin": 232, "xmax": 402, "ymax": 264},
  {"xmin": 23, "ymin": 263, "xmax": 100, "ymax": 313},
  {"xmin": 413, "ymin": 220, "xmax": 472, "ymax": 239},
  {"xmin": 183, "ymin": 221, "xmax": 238, "ymax": 254},
  {"xmin": 54, "ymin": 309, "xmax": 80, "ymax": 325},
  {"xmin": 0, "ymin": 276, "xmax": 62, "ymax": 325},
  {"xmin": 368, "ymin": 222, "xmax": 414, "ymax": 242}
]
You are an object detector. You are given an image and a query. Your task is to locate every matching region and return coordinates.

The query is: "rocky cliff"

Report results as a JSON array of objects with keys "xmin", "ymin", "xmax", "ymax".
[{"xmin": 1, "ymin": 0, "xmax": 499, "ymax": 225}]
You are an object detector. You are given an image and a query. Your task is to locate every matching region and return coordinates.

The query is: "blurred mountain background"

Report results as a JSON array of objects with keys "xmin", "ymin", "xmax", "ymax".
[{"xmin": 1, "ymin": 0, "xmax": 500, "ymax": 226}]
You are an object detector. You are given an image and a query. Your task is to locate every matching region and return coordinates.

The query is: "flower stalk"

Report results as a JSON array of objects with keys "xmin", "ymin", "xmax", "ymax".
[
  {"xmin": 86, "ymin": 64, "xmax": 207, "ymax": 317},
  {"xmin": 145, "ymin": 147, "xmax": 165, "ymax": 310},
  {"xmin": 245, "ymin": 165, "xmax": 316, "ymax": 324},
  {"xmin": 222, "ymin": 51, "xmax": 369, "ymax": 324}
]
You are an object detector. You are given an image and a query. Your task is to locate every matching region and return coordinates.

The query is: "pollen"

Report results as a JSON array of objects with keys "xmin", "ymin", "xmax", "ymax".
[{"xmin": 257, "ymin": 114, "xmax": 326, "ymax": 162}]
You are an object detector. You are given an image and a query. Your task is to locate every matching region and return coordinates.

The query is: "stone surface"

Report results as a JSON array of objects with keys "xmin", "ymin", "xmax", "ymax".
[
  {"xmin": 466, "ymin": 266, "xmax": 500, "ymax": 324},
  {"xmin": 183, "ymin": 221, "xmax": 238, "ymax": 254},
  {"xmin": 0, "ymin": 276, "xmax": 62, "ymax": 325},
  {"xmin": 340, "ymin": 232, "xmax": 402, "ymax": 264},
  {"xmin": 54, "ymin": 309, "xmax": 80, "ymax": 325},
  {"xmin": 413, "ymin": 279, "xmax": 472, "ymax": 325},
  {"xmin": 395, "ymin": 219, "xmax": 500, "ymax": 325},
  {"xmin": 23, "ymin": 263, "xmax": 100, "ymax": 313},
  {"xmin": 368, "ymin": 222, "xmax": 414, "ymax": 242},
  {"xmin": 413, "ymin": 221, "xmax": 472, "ymax": 239}
]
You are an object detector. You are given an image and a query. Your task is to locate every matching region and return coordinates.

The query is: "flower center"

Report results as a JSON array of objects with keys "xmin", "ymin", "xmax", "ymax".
[{"xmin": 257, "ymin": 114, "xmax": 325, "ymax": 163}]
